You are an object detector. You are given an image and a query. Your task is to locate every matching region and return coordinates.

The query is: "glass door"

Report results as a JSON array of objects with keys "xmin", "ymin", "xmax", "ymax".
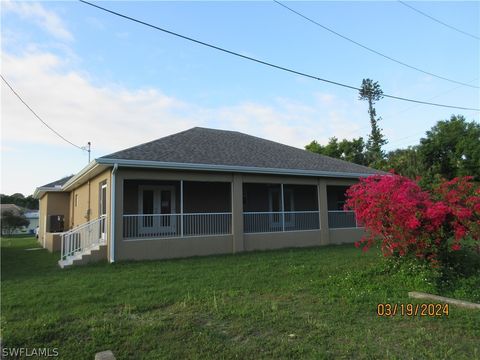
[
  {"xmin": 138, "ymin": 186, "xmax": 176, "ymax": 236},
  {"xmin": 99, "ymin": 183, "xmax": 107, "ymax": 239}
]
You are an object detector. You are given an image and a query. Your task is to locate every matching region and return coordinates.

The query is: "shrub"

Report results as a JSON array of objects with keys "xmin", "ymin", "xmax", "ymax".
[{"xmin": 345, "ymin": 173, "xmax": 480, "ymax": 270}]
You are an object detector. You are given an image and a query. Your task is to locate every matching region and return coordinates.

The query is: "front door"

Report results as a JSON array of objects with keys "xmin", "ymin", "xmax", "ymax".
[
  {"xmin": 138, "ymin": 186, "xmax": 176, "ymax": 235},
  {"xmin": 99, "ymin": 183, "xmax": 107, "ymax": 239}
]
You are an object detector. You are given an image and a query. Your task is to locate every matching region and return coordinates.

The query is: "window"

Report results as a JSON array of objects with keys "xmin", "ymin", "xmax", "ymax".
[
  {"xmin": 74, "ymin": 194, "xmax": 79, "ymax": 207},
  {"xmin": 99, "ymin": 182, "xmax": 107, "ymax": 216}
]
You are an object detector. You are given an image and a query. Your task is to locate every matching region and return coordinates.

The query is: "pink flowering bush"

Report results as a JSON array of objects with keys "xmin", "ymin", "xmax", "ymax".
[{"xmin": 345, "ymin": 173, "xmax": 480, "ymax": 268}]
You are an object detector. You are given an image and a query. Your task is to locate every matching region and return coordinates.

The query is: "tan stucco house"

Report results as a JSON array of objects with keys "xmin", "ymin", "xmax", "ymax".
[{"xmin": 34, "ymin": 127, "xmax": 378, "ymax": 268}]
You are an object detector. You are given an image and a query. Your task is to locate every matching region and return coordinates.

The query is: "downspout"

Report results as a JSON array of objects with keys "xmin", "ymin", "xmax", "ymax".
[{"xmin": 110, "ymin": 163, "xmax": 118, "ymax": 263}]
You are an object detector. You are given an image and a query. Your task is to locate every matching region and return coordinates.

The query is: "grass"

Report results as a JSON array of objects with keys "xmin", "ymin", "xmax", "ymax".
[{"xmin": 1, "ymin": 235, "xmax": 480, "ymax": 359}]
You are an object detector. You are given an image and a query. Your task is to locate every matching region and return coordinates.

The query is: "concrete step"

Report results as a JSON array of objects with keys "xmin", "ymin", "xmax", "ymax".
[{"xmin": 58, "ymin": 244, "xmax": 107, "ymax": 268}]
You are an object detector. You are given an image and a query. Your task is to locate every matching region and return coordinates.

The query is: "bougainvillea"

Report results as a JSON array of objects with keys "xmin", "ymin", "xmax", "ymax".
[{"xmin": 345, "ymin": 173, "xmax": 480, "ymax": 266}]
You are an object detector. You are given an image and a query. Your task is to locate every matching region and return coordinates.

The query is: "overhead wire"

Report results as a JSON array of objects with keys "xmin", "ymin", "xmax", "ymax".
[
  {"xmin": 273, "ymin": 0, "xmax": 479, "ymax": 89},
  {"xmin": 78, "ymin": 0, "xmax": 480, "ymax": 112},
  {"xmin": 398, "ymin": 1, "xmax": 480, "ymax": 41},
  {"xmin": 1, "ymin": 74, "xmax": 88, "ymax": 151}
]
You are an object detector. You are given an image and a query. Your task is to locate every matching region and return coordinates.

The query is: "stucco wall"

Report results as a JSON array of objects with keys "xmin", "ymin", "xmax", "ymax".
[
  {"xmin": 329, "ymin": 228, "xmax": 365, "ymax": 245},
  {"xmin": 244, "ymin": 230, "xmax": 321, "ymax": 251},
  {"xmin": 38, "ymin": 192, "xmax": 70, "ymax": 247},
  {"xmin": 117, "ymin": 235, "xmax": 234, "ymax": 261},
  {"xmin": 45, "ymin": 232, "xmax": 62, "ymax": 252},
  {"xmin": 70, "ymin": 170, "xmax": 111, "ymax": 228},
  {"xmin": 38, "ymin": 169, "xmax": 111, "ymax": 259}
]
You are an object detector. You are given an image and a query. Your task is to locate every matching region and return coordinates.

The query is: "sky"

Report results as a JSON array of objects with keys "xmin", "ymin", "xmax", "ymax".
[{"xmin": 1, "ymin": 1, "xmax": 479, "ymax": 195}]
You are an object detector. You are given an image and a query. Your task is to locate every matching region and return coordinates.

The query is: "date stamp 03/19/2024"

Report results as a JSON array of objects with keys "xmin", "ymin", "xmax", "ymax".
[{"xmin": 377, "ymin": 303, "xmax": 449, "ymax": 317}]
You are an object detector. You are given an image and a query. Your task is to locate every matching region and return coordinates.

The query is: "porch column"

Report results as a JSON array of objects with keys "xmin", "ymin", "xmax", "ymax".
[
  {"xmin": 180, "ymin": 180, "xmax": 184, "ymax": 237},
  {"xmin": 281, "ymin": 183, "xmax": 285, "ymax": 232},
  {"xmin": 113, "ymin": 170, "xmax": 124, "ymax": 262},
  {"xmin": 318, "ymin": 179, "xmax": 330, "ymax": 245},
  {"xmin": 232, "ymin": 174, "xmax": 244, "ymax": 253}
]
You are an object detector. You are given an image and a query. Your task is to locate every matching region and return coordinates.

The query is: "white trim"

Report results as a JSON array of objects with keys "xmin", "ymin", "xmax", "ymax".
[
  {"xmin": 123, "ymin": 233, "xmax": 233, "ymax": 242},
  {"xmin": 97, "ymin": 158, "xmax": 377, "ymax": 179},
  {"xmin": 125, "ymin": 212, "xmax": 231, "ymax": 216},
  {"xmin": 33, "ymin": 186, "xmax": 63, "ymax": 199},
  {"xmin": 138, "ymin": 185, "xmax": 176, "ymax": 234},
  {"xmin": 110, "ymin": 163, "xmax": 118, "ymax": 263},
  {"xmin": 43, "ymin": 215, "xmax": 47, "ymax": 248},
  {"xmin": 180, "ymin": 180, "xmax": 184, "ymax": 237},
  {"xmin": 62, "ymin": 161, "xmax": 100, "ymax": 190},
  {"xmin": 244, "ymin": 229, "xmax": 321, "ymax": 235}
]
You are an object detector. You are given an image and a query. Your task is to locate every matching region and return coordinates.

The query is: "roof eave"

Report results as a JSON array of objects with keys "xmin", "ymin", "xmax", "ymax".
[
  {"xmin": 33, "ymin": 187, "xmax": 63, "ymax": 199},
  {"xmin": 61, "ymin": 160, "xmax": 111, "ymax": 191},
  {"xmin": 97, "ymin": 158, "xmax": 376, "ymax": 179}
]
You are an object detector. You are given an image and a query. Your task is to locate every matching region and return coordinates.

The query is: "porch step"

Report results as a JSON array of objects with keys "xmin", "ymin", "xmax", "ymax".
[{"xmin": 58, "ymin": 244, "xmax": 107, "ymax": 268}]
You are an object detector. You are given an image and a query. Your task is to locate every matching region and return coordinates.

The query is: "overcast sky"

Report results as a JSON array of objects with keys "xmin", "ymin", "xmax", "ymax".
[{"xmin": 1, "ymin": 1, "xmax": 479, "ymax": 195}]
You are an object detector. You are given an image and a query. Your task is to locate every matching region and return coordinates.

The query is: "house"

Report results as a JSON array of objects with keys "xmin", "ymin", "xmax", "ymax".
[
  {"xmin": 34, "ymin": 127, "xmax": 379, "ymax": 268},
  {"xmin": 0, "ymin": 204, "xmax": 39, "ymax": 235}
]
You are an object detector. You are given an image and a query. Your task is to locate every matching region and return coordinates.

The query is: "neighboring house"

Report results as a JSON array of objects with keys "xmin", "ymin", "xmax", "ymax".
[
  {"xmin": 24, "ymin": 210, "xmax": 39, "ymax": 234},
  {"xmin": 34, "ymin": 127, "xmax": 380, "ymax": 268},
  {"xmin": 0, "ymin": 204, "xmax": 38, "ymax": 235}
]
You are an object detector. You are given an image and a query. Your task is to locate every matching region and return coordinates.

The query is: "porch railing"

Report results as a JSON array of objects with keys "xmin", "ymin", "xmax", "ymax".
[
  {"xmin": 123, "ymin": 213, "xmax": 232, "ymax": 239},
  {"xmin": 243, "ymin": 211, "xmax": 320, "ymax": 234},
  {"xmin": 328, "ymin": 210, "xmax": 360, "ymax": 229},
  {"xmin": 61, "ymin": 216, "xmax": 106, "ymax": 261}
]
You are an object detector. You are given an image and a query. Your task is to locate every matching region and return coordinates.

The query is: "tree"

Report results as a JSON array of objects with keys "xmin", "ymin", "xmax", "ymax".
[
  {"xmin": 338, "ymin": 137, "xmax": 367, "ymax": 166},
  {"xmin": 305, "ymin": 137, "xmax": 341, "ymax": 158},
  {"xmin": 383, "ymin": 146, "xmax": 423, "ymax": 179},
  {"xmin": 305, "ymin": 137, "xmax": 367, "ymax": 166},
  {"xmin": 419, "ymin": 115, "xmax": 480, "ymax": 181},
  {"xmin": 359, "ymin": 78, "xmax": 387, "ymax": 167},
  {"xmin": 0, "ymin": 193, "xmax": 39, "ymax": 210},
  {"xmin": 1, "ymin": 210, "xmax": 29, "ymax": 236}
]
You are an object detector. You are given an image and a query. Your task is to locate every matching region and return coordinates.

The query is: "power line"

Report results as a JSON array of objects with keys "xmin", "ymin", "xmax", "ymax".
[
  {"xmin": 398, "ymin": 1, "xmax": 480, "ymax": 41},
  {"xmin": 1, "ymin": 74, "xmax": 88, "ymax": 151},
  {"xmin": 79, "ymin": 0, "xmax": 480, "ymax": 112},
  {"xmin": 341, "ymin": 78, "xmax": 478, "ymax": 141},
  {"xmin": 274, "ymin": 1, "xmax": 479, "ymax": 89}
]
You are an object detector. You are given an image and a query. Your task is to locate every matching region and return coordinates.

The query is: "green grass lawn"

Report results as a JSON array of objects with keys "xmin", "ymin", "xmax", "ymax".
[{"xmin": 1, "ymin": 236, "xmax": 479, "ymax": 359}]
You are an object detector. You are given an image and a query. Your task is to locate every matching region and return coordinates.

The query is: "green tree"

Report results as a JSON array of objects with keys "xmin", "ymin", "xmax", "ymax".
[
  {"xmin": 305, "ymin": 137, "xmax": 341, "ymax": 158},
  {"xmin": 1, "ymin": 210, "xmax": 29, "ymax": 236},
  {"xmin": 419, "ymin": 115, "xmax": 480, "ymax": 180},
  {"xmin": 305, "ymin": 137, "xmax": 367, "ymax": 166},
  {"xmin": 383, "ymin": 146, "xmax": 422, "ymax": 179},
  {"xmin": 338, "ymin": 137, "xmax": 367, "ymax": 166},
  {"xmin": 0, "ymin": 193, "xmax": 39, "ymax": 210},
  {"xmin": 359, "ymin": 78, "xmax": 387, "ymax": 167}
]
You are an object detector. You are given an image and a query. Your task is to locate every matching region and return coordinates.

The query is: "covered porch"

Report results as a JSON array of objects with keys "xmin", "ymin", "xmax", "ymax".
[
  {"xmin": 112, "ymin": 169, "xmax": 364, "ymax": 261},
  {"xmin": 119, "ymin": 179, "xmax": 360, "ymax": 240},
  {"xmin": 122, "ymin": 180, "xmax": 232, "ymax": 239}
]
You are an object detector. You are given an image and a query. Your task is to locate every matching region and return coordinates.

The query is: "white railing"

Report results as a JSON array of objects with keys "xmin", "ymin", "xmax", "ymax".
[
  {"xmin": 243, "ymin": 211, "xmax": 320, "ymax": 233},
  {"xmin": 61, "ymin": 216, "xmax": 106, "ymax": 261},
  {"xmin": 123, "ymin": 213, "xmax": 232, "ymax": 239},
  {"xmin": 328, "ymin": 210, "xmax": 359, "ymax": 229}
]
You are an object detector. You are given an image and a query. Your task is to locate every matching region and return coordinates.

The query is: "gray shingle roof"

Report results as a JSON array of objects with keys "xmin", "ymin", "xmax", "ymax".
[
  {"xmin": 101, "ymin": 127, "xmax": 380, "ymax": 175},
  {"xmin": 41, "ymin": 175, "xmax": 75, "ymax": 188}
]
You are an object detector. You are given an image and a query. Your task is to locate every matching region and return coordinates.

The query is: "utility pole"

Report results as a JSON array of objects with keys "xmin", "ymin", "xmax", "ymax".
[{"xmin": 82, "ymin": 142, "xmax": 92, "ymax": 163}]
